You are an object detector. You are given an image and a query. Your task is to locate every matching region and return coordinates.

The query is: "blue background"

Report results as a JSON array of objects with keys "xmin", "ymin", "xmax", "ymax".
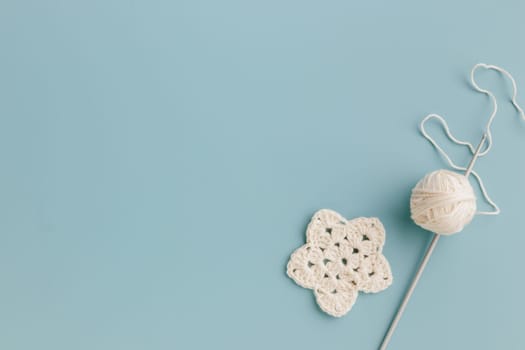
[{"xmin": 1, "ymin": 1, "xmax": 524, "ymax": 349}]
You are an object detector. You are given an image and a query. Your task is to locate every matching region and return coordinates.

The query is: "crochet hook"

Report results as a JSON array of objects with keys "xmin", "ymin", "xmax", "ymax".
[{"xmin": 378, "ymin": 133, "xmax": 487, "ymax": 350}]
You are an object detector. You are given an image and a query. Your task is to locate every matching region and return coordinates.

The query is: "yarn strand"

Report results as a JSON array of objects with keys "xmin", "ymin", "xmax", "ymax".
[
  {"xmin": 420, "ymin": 63, "xmax": 525, "ymax": 215},
  {"xmin": 471, "ymin": 63, "xmax": 525, "ymax": 156}
]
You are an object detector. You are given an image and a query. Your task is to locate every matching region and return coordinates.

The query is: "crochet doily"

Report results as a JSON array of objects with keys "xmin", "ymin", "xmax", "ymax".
[{"xmin": 287, "ymin": 209, "xmax": 393, "ymax": 317}]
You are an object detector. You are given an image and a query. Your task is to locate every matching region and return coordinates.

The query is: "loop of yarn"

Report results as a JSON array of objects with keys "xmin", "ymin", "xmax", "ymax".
[
  {"xmin": 410, "ymin": 170, "xmax": 476, "ymax": 235},
  {"xmin": 412, "ymin": 63, "xmax": 525, "ymax": 235}
]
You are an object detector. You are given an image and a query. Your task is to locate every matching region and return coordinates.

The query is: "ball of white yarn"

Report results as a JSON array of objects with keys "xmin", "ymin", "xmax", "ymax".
[{"xmin": 410, "ymin": 169, "xmax": 477, "ymax": 235}]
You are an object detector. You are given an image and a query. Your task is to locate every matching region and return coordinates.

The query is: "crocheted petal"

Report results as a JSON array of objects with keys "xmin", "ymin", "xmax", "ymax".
[
  {"xmin": 324, "ymin": 243, "xmax": 361, "ymax": 272},
  {"xmin": 306, "ymin": 209, "xmax": 347, "ymax": 247},
  {"xmin": 330, "ymin": 225, "xmax": 347, "ymax": 243},
  {"xmin": 322, "ymin": 245, "xmax": 340, "ymax": 262},
  {"xmin": 357, "ymin": 240, "xmax": 375, "ymax": 256},
  {"xmin": 334, "ymin": 235, "xmax": 360, "ymax": 268},
  {"xmin": 346, "ymin": 217, "xmax": 386, "ymax": 252},
  {"xmin": 314, "ymin": 277, "xmax": 358, "ymax": 317},
  {"xmin": 287, "ymin": 245, "xmax": 325, "ymax": 289},
  {"xmin": 357, "ymin": 254, "xmax": 393, "ymax": 293}
]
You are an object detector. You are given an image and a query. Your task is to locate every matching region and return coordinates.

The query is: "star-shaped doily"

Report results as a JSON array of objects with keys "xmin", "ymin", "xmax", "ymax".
[{"xmin": 287, "ymin": 209, "xmax": 393, "ymax": 317}]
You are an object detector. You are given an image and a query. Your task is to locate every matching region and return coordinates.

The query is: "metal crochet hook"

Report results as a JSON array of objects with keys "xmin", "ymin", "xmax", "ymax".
[{"xmin": 379, "ymin": 133, "xmax": 487, "ymax": 350}]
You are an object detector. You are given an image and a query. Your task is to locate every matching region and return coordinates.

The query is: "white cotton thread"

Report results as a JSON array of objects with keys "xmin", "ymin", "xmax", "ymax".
[
  {"xmin": 411, "ymin": 63, "xmax": 525, "ymax": 235},
  {"xmin": 411, "ymin": 169, "xmax": 476, "ymax": 235}
]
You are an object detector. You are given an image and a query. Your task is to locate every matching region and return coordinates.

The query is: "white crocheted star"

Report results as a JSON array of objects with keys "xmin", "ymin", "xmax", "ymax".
[{"xmin": 287, "ymin": 209, "xmax": 393, "ymax": 317}]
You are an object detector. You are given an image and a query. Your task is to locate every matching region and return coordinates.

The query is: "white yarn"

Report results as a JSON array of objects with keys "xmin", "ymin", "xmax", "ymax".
[
  {"xmin": 411, "ymin": 170, "xmax": 476, "ymax": 235},
  {"xmin": 411, "ymin": 63, "xmax": 525, "ymax": 235}
]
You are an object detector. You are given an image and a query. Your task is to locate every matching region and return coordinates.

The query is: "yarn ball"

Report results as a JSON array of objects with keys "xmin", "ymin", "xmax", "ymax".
[{"xmin": 410, "ymin": 169, "xmax": 477, "ymax": 235}]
